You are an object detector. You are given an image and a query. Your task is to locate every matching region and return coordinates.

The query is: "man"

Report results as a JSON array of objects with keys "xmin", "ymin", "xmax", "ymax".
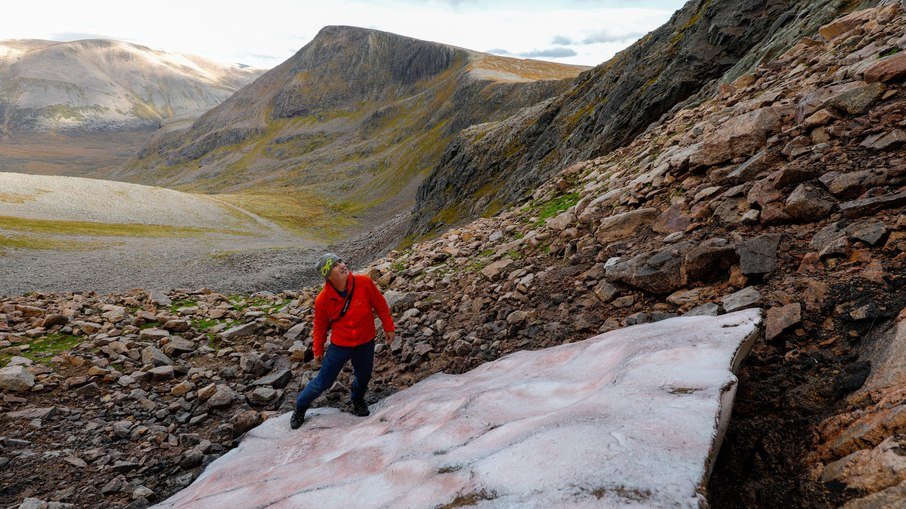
[{"xmin": 290, "ymin": 253, "xmax": 395, "ymax": 429}]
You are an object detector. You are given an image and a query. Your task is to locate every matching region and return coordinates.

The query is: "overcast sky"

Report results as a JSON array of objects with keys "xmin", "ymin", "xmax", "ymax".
[{"xmin": 2, "ymin": 0, "xmax": 686, "ymax": 69}]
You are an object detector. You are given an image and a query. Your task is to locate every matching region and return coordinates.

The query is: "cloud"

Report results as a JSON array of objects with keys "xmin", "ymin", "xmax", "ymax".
[
  {"xmin": 582, "ymin": 30, "xmax": 644, "ymax": 44},
  {"xmin": 551, "ymin": 35, "xmax": 573, "ymax": 45},
  {"xmin": 518, "ymin": 47, "xmax": 577, "ymax": 58},
  {"xmin": 486, "ymin": 48, "xmax": 513, "ymax": 56}
]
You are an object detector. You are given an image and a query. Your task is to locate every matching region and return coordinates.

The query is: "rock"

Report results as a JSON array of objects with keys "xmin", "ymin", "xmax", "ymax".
[
  {"xmin": 737, "ymin": 234, "xmax": 781, "ymax": 276},
  {"xmin": 249, "ymin": 387, "xmax": 277, "ymax": 404},
  {"xmin": 132, "ymin": 485, "xmax": 155, "ymax": 501},
  {"xmin": 139, "ymin": 328, "xmax": 170, "ymax": 342},
  {"xmin": 162, "ymin": 319, "xmax": 191, "ymax": 332},
  {"xmin": 840, "ymin": 192, "xmax": 906, "ymax": 218},
  {"xmin": 683, "ymin": 303, "xmax": 720, "ymax": 317},
  {"xmin": 220, "ymin": 322, "xmax": 259, "ymax": 340},
  {"xmin": 40, "ymin": 315, "xmax": 68, "ymax": 328},
  {"xmin": 250, "ymin": 368, "xmax": 292, "ymax": 389},
  {"xmin": 232, "ymin": 410, "xmax": 262, "ymax": 436},
  {"xmin": 384, "ymin": 291, "xmax": 418, "ymax": 312},
  {"xmin": 8, "ymin": 356, "xmax": 33, "ymax": 367},
  {"xmin": 593, "ymin": 281, "xmax": 621, "ymax": 303},
  {"xmin": 0, "ymin": 365, "xmax": 35, "ymax": 392},
  {"xmin": 605, "ymin": 243, "xmax": 689, "ymax": 294},
  {"xmin": 863, "ymin": 52, "xmax": 906, "ymax": 84},
  {"xmin": 785, "ymin": 183, "xmax": 835, "ymax": 221},
  {"xmin": 841, "ymin": 481, "xmax": 906, "ymax": 509},
  {"xmin": 721, "ymin": 287, "xmax": 762, "ymax": 313},
  {"xmin": 149, "ymin": 365, "xmax": 175, "ymax": 380},
  {"xmin": 682, "ymin": 239, "xmax": 738, "ymax": 283},
  {"xmin": 171, "ymin": 381, "xmax": 194, "ymax": 397},
  {"xmin": 860, "ymin": 129, "xmax": 906, "ymax": 150},
  {"xmin": 141, "ymin": 346, "xmax": 173, "ymax": 367},
  {"xmin": 595, "ymin": 208, "xmax": 659, "ymax": 244},
  {"xmin": 818, "ymin": 8, "xmax": 872, "ymax": 40},
  {"xmin": 765, "ymin": 303, "xmax": 801, "ymax": 341},
  {"xmin": 826, "ymin": 170, "xmax": 887, "ymax": 199},
  {"xmin": 820, "ymin": 81, "xmax": 886, "ymax": 115},
  {"xmin": 666, "ymin": 288, "xmax": 703, "ymax": 306},
  {"xmin": 149, "ymin": 290, "xmax": 172, "ymax": 307},
  {"xmin": 181, "ymin": 449, "xmax": 204, "ymax": 468},
  {"xmin": 848, "ymin": 221, "xmax": 888, "ymax": 246},
  {"xmin": 690, "ymin": 106, "xmax": 783, "ymax": 167},
  {"xmin": 546, "ymin": 210, "xmax": 575, "ymax": 231},
  {"xmin": 208, "ymin": 384, "xmax": 236, "ymax": 407},
  {"xmin": 7, "ymin": 407, "xmax": 56, "ymax": 420},
  {"xmin": 506, "ymin": 310, "xmax": 529, "ymax": 325},
  {"xmin": 197, "ymin": 383, "xmax": 217, "ymax": 400},
  {"xmin": 652, "ymin": 201, "xmax": 691, "ymax": 234},
  {"xmin": 724, "ymin": 150, "xmax": 776, "ymax": 184},
  {"xmin": 820, "ymin": 437, "xmax": 906, "ymax": 493},
  {"xmin": 481, "ymin": 259, "xmax": 513, "ymax": 280},
  {"xmin": 63, "ymin": 455, "xmax": 88, "ymax": 468},
  {"xmin": 283, "ymin": 323, "xmax": 306, "ymax": 341},
  {"xmin": 162, "ymin": 336, "xmax": 195, "ymax": 357}
]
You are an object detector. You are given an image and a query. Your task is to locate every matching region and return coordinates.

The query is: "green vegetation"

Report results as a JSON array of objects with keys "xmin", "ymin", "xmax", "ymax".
[
  {"xmin": 0, "ymin": 216, "xmax": 250, "ymax": 238},
  {"xmin": 880, "ymin": 47, "xmax": 902, "ymax": 58},
  {"xmin": 533, "ymin": 192, "xmax": 581, "ymax": 225},
  {"xmin": 0, "ymin": 233, "xmax": 114, "ymax": 252},
  {"xmin": 169, "ymin": 299, "xmax": 197, "ymax": 313},
  {"xmin": 1, "ymin": 332, "xmax": 82, "ymax": 366}
]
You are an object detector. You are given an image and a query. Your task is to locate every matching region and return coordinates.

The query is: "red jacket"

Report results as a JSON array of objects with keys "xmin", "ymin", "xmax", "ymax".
[{"xmin": 312, "ymin": 273, "xmax": 395, "ymax": 357}]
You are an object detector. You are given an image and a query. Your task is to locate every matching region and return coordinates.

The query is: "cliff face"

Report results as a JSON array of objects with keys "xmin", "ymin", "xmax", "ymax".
[
  {"xmin": 0, "ymin": 39, "xmax": 262, "ymax": 134},
  {"xmin": 120, "ymin": 27, "xmax": 586, "ymax": 234},
  {"xmin": 409, "ymin": 0, "xmax": 883, "ymax": 236}
]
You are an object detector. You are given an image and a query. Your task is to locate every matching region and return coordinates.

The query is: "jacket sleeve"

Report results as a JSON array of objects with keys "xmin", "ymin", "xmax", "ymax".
[
  {"xmin": 311, "ymin": 295, "xmax": 329, "ymax": 357},
  {"xmin": 366, "ymin": 277, "xmax": 395, "ymax": 333}
]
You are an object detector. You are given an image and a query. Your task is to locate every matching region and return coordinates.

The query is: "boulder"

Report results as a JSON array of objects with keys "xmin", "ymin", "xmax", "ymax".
[
  {"xmin": 220, "ymin": 322, "xmax": 259, "ymax": 340},
  {"xmin": 840, "ymin": 192, "xmax": 906, "ymax": 218},
  {"xmin": 784, "ymin": 184, "xmax": 835, "ymax": 221},
  {"xmin": 605, "ymin": 243, "xmax": 690, "ymax": 294},
  {"xmin": 690, "ymin": 107, "xmax": 783, "ymax": 167},
  {"xmin": 141, "ymin": 346, "xmax": 173, "ymax": 366},
  {"xmin": 721, "ymin": 287, "xmax": 762, "ymax": 313},
  {"xmin": 863, "ymin": 52, "xmax": 906, "ymax": 84},
  {"xmin": 737, "ymin": 234, "xmax": 781, "ymax": 276},
  {"xmin": 0, "ymin": 365, "xmax": 35, "ymax": 392},
  {"xmin": 682, "ymin": 239, "xmax": 738, "ymax": 283},
  {"xmin": 251, "ymin": 368, "xmax": 292, "ymax": 389},
  {"xmin": 208, "ymin": 385, "xmax": 236, "ymax": 408},
  {"xmin": 595, "ymin": 208, "xmax": 659, "ymax": 244},
  {"xmin": 162, "ymin": 336, "xmax": 195, "ymax": 357},
  {"xmin": 860, "ymin": 129, "xmax": 906, "ymax": 151}
]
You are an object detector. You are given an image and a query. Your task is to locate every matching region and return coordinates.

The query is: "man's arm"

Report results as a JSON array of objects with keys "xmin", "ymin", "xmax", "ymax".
[
  {"xmin": 366, "ymin": 277, "xmax": 395, "ymax": 342},
  {"xmin": 311, "ymin": 297, "xmax": 329, "ymax": 360}
]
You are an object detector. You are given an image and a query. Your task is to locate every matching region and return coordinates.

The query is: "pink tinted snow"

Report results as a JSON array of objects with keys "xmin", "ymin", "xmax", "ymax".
[{"xmin": 155, "ymin": 309, "xmax": 761, "ymax": 509}]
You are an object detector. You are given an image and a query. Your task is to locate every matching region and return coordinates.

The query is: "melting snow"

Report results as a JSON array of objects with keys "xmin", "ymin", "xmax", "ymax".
[{"xmin": 155, "ymin": 309, "xmax": 761, "ymax": 509}]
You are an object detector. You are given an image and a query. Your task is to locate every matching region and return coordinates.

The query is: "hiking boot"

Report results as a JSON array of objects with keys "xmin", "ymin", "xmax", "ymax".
[
  {"xmin": 290, "ymin": 407, "xmax": 307, "ymax": 429},
  {"xmin": 351, "ymin": 399, "xmax": 370, "ymax": 417}
]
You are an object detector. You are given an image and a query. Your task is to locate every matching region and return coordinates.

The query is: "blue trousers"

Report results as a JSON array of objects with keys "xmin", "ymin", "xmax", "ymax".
[{"xmin": 295, "ymin": 339, "xmax": 374, "ymax": 410}]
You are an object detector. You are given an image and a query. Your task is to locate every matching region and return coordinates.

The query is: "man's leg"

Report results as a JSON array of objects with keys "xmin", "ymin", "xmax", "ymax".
[
  {"xmin": 295, "ymin": 344, "xmax": 350, "ymax": 410},
  {"xmin": 349, "ymin": 339, "xmax": 375, "ymax": 406}
]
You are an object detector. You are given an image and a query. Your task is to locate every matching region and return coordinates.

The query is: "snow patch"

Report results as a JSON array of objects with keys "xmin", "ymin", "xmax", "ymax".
[{"xmin": 155, "ymin": 309, "xmax": 762, "ymax": 509}]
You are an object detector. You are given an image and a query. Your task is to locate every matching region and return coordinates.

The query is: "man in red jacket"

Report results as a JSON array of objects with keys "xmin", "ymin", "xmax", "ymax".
[{"xmin": 291, "ymin": 253, "xmax": 395, "ymax": 429}]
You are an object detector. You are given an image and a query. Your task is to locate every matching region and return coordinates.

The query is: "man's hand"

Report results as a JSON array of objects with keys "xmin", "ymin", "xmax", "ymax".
[{"xmin": 385, "ymin": 330, "xmax": 395, "ymax": 344}]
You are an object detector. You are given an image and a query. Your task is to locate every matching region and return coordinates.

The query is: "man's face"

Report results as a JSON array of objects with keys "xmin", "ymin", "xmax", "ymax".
[{"xmin": 329, "ymin": 259, "xmax": 348, "ymax": 281}]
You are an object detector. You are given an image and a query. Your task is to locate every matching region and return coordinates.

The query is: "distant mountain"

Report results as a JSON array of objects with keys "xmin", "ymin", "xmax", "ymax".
[
  {"xmin": 118, "ymin": 27, "xmax": 587, "ymax": 234},
  {"xmin": 0, "ymin": 39, "xmax": 264, "ymax": 134}
]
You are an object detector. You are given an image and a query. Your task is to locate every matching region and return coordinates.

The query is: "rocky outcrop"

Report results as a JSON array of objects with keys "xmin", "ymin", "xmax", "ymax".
[{"xmin": 409, "ymin": 0, "xmax": 883, "ymax": 237}]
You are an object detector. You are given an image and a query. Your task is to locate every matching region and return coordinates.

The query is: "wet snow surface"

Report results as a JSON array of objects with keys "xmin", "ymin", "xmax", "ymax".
[{"xmin": 156, "ymin": 309, "xmax": 762, "ymax": 509}]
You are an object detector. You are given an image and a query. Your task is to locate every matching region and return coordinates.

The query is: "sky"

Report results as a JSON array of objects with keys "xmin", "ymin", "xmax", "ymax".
[{"xmin": 1, "ymin": 0, "xmax": 686, "ymax": 69}]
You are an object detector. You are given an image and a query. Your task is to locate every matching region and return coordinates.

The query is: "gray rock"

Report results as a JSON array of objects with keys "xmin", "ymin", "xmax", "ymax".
[
  {"xmin": 0, "ymin": 365, "xmax": 35, "ymax": 392},
  {"xmin": 722, "ymin": 287, "xmax": 762, "ymax": 312},
  {"xmin": 683, "ymin": 303, "xmax": 720, "ymax": 317},
  {"xmin": 785, "ymin": 183, "xmax": 834, "ymax": 221},
  {"xmin": 149, "ymin": 365, "xmax": 175, "ymax": 380},
  {"xmin": 860, "ymin": 129, "xmax": 906, "ymax": 150},
  {"xmin": 250, "ymin": 368, "xmax": 292, "ymax": 389},
  {"xmin": 141, "ymin": 346, "xmax": 173, "ymax": 366},
  {"xmin": 249, "ymin": 387, "xmax": 277, "ymax": 404},
  {"xmin": 826, "ymin": 170, "xmax": 886, "ymax": 199},
  {"xmin": 283, "ymin": 323, "xmax": 306, "ymax": 341},
  {"xmin": 6, "ymin": 407, "xmax": 56, "ymax": 420},
  {"xmin": 220, "ymin": 322, "xmax": 259, "ymax": 340},
  {"xmin": 149, "ymin": 290, "xmax": 172, "ymax": 307},
  {"xmin": 840, "ymin": 192, "xmax": 906, "ymax": 219},
  {"xmin": 139, "ymin": 328, "xmax": 170, "ymax": 342},
  {"xmin": 162, "ymin": 319, "xmax": 191, "ymax": 332},
  {"xmin": 605, "ymin": 243, "xmax": 690, "ymax": 294},
  {"xmin": 481, "ymin": 259, "xmax": 513, "ymax": 280},
  {"xmin": 208, "ymin": 385, "xmax": 236, "ymax": 408},
  {"xmin": 682, "ymin": 239, "xmax": 738, "ymax": 283},
  {"xmin": 848, "ymin": 221, "xmax": 887, "ymax": 246},
  {"xmin": 593, "ymin": 281, "xmax": 621, "ymax": 303},
  {"xmin": 737, "ymin": 234, "xmax": 781, "ymax": 276},
  {"xmin": 162, "ymin": 336, "xmax": 195, "ymax": 357}
]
